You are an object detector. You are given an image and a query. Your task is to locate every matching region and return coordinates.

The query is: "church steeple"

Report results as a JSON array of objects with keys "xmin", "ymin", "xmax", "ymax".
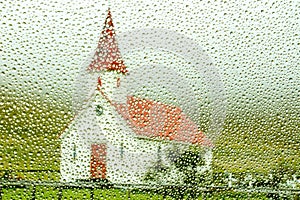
[{"xmin": 88, "ymin": 9, "xmax": 128, "ymax": 74}]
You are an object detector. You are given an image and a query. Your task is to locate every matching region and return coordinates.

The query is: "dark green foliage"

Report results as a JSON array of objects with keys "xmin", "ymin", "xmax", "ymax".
[
  {"xmin": 144, "ymin": 145, "xmax": 207, "ymax": 185},
  {"xmin": 169, "ymin": 146, "xmax": 205, "ymax": 185}
]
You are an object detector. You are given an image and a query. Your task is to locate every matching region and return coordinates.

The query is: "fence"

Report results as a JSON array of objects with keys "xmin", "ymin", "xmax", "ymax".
[{"xmin": 1, "ymin": 180, "xmax": 299, "ymax": 200}]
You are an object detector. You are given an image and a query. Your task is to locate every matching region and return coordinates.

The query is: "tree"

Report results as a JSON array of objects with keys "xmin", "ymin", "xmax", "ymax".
[
  {"xmin": 144, "ymin": 144, "xmax": 208, "ymax": 199},
  {"xmin": 168, "ymin": 145, "xmax": 205, "ymax": 185}
]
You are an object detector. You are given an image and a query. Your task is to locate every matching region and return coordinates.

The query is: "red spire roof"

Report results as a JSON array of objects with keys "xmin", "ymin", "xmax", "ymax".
[{"xmin": 88, "ymin": 9, "xmax": 128, "ymax": 74}]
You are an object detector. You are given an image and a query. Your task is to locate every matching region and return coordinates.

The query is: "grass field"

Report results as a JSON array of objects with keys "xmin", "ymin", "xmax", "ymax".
[{"xmin": 1, "ymin": 187, "xmax": 271, "ymax": 200}]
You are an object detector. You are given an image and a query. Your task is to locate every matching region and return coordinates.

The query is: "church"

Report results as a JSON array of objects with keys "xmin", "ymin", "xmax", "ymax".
[{"xmin": 59, "ymin": 9, "xmax": 212, "ymax": 184}]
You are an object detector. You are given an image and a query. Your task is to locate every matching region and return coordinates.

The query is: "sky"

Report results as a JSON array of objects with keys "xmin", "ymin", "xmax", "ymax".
[{"xmin": 1, "ymin": 0, "xmax": 299, "ymax": 114}]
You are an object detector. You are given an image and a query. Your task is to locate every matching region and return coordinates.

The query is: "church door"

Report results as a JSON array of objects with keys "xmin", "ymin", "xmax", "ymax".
[{"xmin": 90, "ymin": 144, "xmax": 107, "ymax": 179}]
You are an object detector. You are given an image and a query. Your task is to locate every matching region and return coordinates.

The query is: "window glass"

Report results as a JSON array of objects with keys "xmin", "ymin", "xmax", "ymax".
[{"xmin": 1, "ymin": 0, "xmax": 299, "ymax": 199}]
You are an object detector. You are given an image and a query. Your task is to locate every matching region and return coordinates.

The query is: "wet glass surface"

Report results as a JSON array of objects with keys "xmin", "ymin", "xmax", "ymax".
[{"xmin": 1, "ymin": 0, "xmax": 299, "ymax": 199}]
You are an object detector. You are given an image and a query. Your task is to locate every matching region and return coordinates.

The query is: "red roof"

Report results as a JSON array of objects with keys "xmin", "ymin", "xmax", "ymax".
[
  {"xmin": 114, "ymin": 96, "xmax": 211, "ymax": 146},
  {"xmin": 88, "ymin": 9, "xmax": 127, "ymax": 74}
]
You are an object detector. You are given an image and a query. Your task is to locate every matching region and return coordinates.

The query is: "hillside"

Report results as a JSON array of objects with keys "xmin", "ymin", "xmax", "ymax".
[{"xmin": 0, "ymin": 92, "xmax": 72, "ymax": 177}]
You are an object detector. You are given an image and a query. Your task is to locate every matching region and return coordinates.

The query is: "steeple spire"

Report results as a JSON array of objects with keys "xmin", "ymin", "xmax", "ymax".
[{"xmin": 88, "ymin": 9, "xmax": 127, "ymax": 74}]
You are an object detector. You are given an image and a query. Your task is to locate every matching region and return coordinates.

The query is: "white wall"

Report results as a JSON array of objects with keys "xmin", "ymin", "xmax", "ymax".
[{"xmin": 60, "ymin": 130, "xmax": 79, "ymax": 182}]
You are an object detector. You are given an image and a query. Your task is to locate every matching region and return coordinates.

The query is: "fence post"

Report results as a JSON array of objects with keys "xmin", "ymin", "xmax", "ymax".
[
  {"xmin": 31, "ymin": 185, "xmax": 36, "ymax": 200},
  {"xmin": 57, "ymin": 187, "xmax": 62, "ymax": 200},
  {"xmin": 127, "ymin": 189, "xmax": 131, "ymax": 199},
  {"xmin": 0, "ymin": 185, "xmax": 3, "ymax": 200},
  {"xmin": 90, "ymin": 187, "xmax": 94, "ymax": 200},
  {"xmin": 162, "ymin": 187, "xmax": 166, "ymax": 199},
  {"xmin": 294, "ymin": 193, "xmax": 299, "ymax": 200}
]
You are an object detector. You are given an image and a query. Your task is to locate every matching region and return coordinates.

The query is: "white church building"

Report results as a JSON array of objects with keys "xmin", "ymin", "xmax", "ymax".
[{"xmin": 59, "ymin": 9, "xmax": 212, "ymax": 184}]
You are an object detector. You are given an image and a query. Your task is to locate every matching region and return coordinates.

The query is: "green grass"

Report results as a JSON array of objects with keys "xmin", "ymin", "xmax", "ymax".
[
  {"xmin": 2, "ymin": 188, "xmax": 32, "ymax": 200},
  {"xmin": 1, "ymin": 187, "xmax": 164, "ymax": 200},
  {"xmin": 1, "ymin": 187, "xmax": 271, "ymax": 200}
]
